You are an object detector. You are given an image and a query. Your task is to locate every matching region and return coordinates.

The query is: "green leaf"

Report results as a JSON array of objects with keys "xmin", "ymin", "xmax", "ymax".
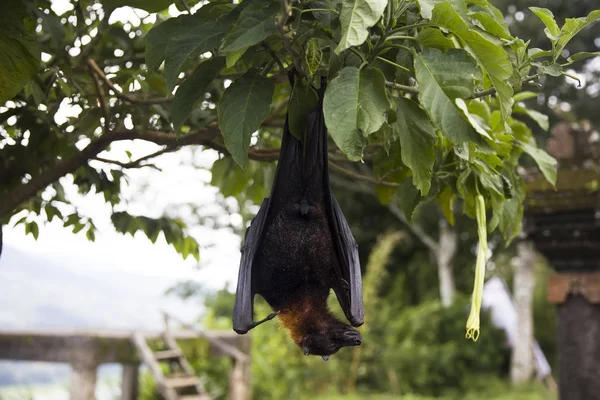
[
  {"xmin": 393, "ymin": 98, "xmax": 437, "ymax": 195},
  {"xmin": 431, "ymin": 2, "xmax": 513, "ymax": 122},
  {"xmin": 45, "ymin": 204, "xmax": 62, "ymax": 222},
  {"xmin": 397, "ymin": 180, "xmax": 422, "ymax": 221},
  {"xmin": 455, "ymin": 98, "xmax": 492, "ymax": 140},
  {"xmin": 335, "ymin": 0, "xmax": 388, "ymax": 54},
  {"xmin": 171, "ymin": 57, "xmax": 225, "ymax": 132},
  {"xmin": 221, "ymin": 2, "xmax": 280, "ymax": 53},
  {"xmin": 512, "ymin": 91, "xmax": 538, "ymax": 102},
  {"xmin": 529, "ymin": 7, "xmax": 560, "ymax": 42},
  {"xmin": 312, "ymin": 0, "xmax": 342, "ymax": 27},
  {"xmin": 102, "ymin": 0, "xmax": 172, "ymax": 13},
  {"xmin": 39, "ymin": 11, "xmax": 66, "ymax": 49},
  {"xmin": 323, "ymin": 66, "xmax": 391, "ymax": 161},
  {"xmin": 288, "ymin": 78, "xmax": 319, "ymax": 141},
  {"xmin": 225, "ymin": 48, "xmax": 247, "ymax": 69},
  {"xmin": 416, "ymin": 28, "xmax": 455, "ymax": 51},
  {"xmin": 0, "ymin": 0, "xmax": 40, "ymax": 103},
  {"xmin": 164, "ymin": 22, "xmax": 228, "ymax": 93},
  {"xmin": 86, "ymin": 227, "xmax": 96, "ymax": 242},
  {"xmin": 305, "ymin": 39, "xmax": 323, "ymax": 78},
  {"xmin": 519, "ymin": 142, "xmax": 557, "ymax": 186},
  {"xmin": 532, "ymin": 61, "xmax": 562, "ymax": 76},
  {"xmin": 414, "ymin": 49, "xmax": 482, "ymax": 144},
  {"xmin": 563, "ymin": 51, "xmax": 600, "ymax": 66},
  {"xmin": 469, "ymin": 11, "xmax": 512, "ymax": 40},
  {"xmin": 145, "ymin": 16, "xmax": 195, "ymax": 71},
  {"xmin": 25, "ymin": 221, "xmax": 39, "ymax": 240},
  {"xmin": 417, "ymin": 0, "xmax": 463, "ymax": 20},
  {"xmin": 437, "ymin": 186, "xmax": 455, "ymax": 226},
  {"xmin": 555, "ymin": 10, "xmax": 600, "ymax": 62},
  {"xmin": 217, "ymin": 70, "xmax": 275, "ymax": 169},
  {"xmin": 513, "ymin": 104, "xmax": 549, "ymax": 131}
]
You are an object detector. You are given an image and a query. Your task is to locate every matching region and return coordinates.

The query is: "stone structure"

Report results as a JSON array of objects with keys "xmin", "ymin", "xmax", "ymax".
[
  {"xmin": 0, "ymin": 328, "xmax": 250, "ymax": 400},
  {"xmin": 525, "ymin": 120, "xmax": 600, "ymax": 400}
]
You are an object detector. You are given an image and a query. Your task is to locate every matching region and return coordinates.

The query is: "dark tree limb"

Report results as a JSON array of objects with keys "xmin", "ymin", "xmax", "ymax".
[{"xmin": 87, "ymin": 59, "xmax": 173, "ymax": 105}]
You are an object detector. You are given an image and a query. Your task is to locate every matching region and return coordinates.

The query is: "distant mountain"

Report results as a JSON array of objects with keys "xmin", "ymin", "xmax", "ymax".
[{"xmin": 0, "ymin": 245, "xmax": 204, "ymax": 386}]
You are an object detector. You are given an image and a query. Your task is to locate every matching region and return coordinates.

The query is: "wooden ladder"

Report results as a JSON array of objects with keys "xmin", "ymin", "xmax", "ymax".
[{"xmin": 132, "ymin": 315, "xmax": 212, "ymax": 400}]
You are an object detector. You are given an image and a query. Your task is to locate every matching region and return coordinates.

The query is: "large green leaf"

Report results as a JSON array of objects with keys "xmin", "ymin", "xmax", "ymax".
[
  {"xmin": 312, "ymin": 0, "xmax": 342, "ymax": 27},
  {"xmin": 171, "ymin": 57, "xmax": 225, "ymax": 132},
  {"xmin": 103, "ymin": 0, "xmax": 172, "ymax": 13},
  {"xmin": 519, "ymin": 142, "xmax": 557, "ymax": 186},
  {"xmin": 529, "ymin": 7, "xmax": 560, "ymax": 42},
  {"xmin": 323, "ymin": 66, "xmax": 391, "ymax": 161},
  {"xmin": 288, "ymin": 78, "xmax": 319, "ymax": 141},
  {"xmin": 469, "ymin": 11, "xmax": 512, "ymax": 40},
  {"xmin": 217, "ymin": 70, "xmax": 274, "ymax": 169},
  {"xmin": 563, "ymin": 51, "xmax": 600, "ymax": 66},
  {"xmin": 335, "ymin": 0, "xmax": 388, "ymax": 54},
  {"xmin": 431, "ymin": 3, "xmax": 513, "ymax": 122},
  {"xmin": 416, "ymin": 28, "xmax": 455, "ymax": 51},
  {"xmin": 417, "ymin": 0, "xmax": 468, "ymax": 20},
  {"xmin": 0, "ymin": 0, "xmax": 40, "ymax": 103},
  {"xmin": 414, "ymin": 49, "xmax": 482, "ymax": 144},
  {"xmin": 164, "ymin": 22, "xmax": 228, "ymax": 93},
  {"xmin": 221, "ymin": 1, "xmax": 280, "ymax": 53},
  {"xmin": 393, "ymin": 98, "xmax": 437, "ymax": 196},
  {"xmin": 145, "ymin": 15, "xmax": 195, "ymax": 72},
  {"xmin": 554, "ymin": 10, "xmax": 600, "ymax": 62}
]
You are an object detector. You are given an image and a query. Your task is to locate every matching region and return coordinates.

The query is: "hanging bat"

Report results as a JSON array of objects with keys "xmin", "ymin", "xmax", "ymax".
[{"xmin": 232, "ymin": 76, "xmax": 364, "ymax": 358}]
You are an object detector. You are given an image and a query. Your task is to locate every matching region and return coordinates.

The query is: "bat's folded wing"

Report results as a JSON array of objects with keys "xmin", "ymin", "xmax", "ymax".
[
  {"xmin": 329, "ymin": 194, "xmax": 364, "ymax": 327},
  {"xmin": 233, "ymin": 198, "xmax": 270, "ymax": 334}
]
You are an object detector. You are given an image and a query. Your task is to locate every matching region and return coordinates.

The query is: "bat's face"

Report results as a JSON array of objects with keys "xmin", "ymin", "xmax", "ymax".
[{"xmin": 300, "ymin": 322, "xmax": 362, "ymax": 357}]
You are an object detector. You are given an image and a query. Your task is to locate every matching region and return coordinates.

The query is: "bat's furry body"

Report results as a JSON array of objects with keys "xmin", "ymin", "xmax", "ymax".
[{"xmin": 233, "ymin": 77, "xmax": 364, "ymax": 357}]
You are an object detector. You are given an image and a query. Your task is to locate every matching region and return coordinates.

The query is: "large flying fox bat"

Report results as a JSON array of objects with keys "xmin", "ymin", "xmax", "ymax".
[{"xmin": 233, "ymin": 76, "xmax": 364, "ymax": 358}]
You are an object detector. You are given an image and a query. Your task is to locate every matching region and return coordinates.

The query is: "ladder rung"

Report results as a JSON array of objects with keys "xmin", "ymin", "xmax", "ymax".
[
  {"xmin": 166, "ymin": 375, "xmax": 199, "ymax": 388},
  {"xmin": 154, "ymin": 349, "xmax": 181, "ymax": 361}
]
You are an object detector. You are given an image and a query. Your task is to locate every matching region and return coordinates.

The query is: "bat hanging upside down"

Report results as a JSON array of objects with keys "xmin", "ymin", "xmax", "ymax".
[{"xmin": 233, "ymin": 75, "xmax": 364, "ymax": 358}]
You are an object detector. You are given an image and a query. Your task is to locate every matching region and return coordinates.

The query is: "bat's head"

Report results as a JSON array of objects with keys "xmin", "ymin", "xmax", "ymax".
[
  {"xmin": 278, "ymin": 294, "xmax": 362, "ymax": 357},
  {"xmin": 299, "ymin": 320, "xmax": 362, "ymax": 357}
]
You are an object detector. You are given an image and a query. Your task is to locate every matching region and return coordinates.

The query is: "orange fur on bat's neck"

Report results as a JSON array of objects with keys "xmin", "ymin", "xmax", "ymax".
[{"xmin": 277, "ymin": 294, "xmax": 334, "ymax": 346}]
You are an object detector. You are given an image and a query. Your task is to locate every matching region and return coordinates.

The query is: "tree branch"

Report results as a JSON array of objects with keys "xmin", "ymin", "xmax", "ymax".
[
  {"xmin": 467, "ymin": 75, "xmax": 539, "ymax": 100},
  {"xmin": 385, "ymin": 81, "xmax": 419, "ymax": 94},
  {"xmin": 387, "ymin": 203, "xmax": 439, "ymax": 253},
  {"xmin": 328, "ymin": 162, "xmax": 400, "ymax": 188},
  {"xmin": 87, "ymin": 58, "xmax": 173, "ymax": 105}
]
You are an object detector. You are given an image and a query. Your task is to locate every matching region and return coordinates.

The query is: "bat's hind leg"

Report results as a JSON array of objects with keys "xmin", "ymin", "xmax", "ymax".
[{"xmin": 248, "ymin": 310, "xmax": 280, "ymax": 330}]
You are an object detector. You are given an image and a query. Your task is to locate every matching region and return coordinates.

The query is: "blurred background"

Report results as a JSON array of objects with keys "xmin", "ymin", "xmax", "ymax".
[{"xmin": 1, "ymin": 0, "xmax": 599, "ymax": 399}]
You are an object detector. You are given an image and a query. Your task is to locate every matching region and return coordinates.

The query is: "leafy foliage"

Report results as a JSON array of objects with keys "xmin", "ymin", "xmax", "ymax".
[{"xmin": 2, "ymin": 0, "xmax": 596, "ymax": 258}]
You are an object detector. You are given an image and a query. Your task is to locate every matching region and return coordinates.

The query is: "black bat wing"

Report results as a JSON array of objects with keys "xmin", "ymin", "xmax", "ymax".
[
  {"xmin": 327, "ymin": 191, "xmax": 364, "ymax": 327},
  {"xmin": 232, "ymin": 198, "xmax": 270, "ymax": 334},
  {"xmin": 307, "ymin": 95, "xmax": 363, "ymax": 327}
]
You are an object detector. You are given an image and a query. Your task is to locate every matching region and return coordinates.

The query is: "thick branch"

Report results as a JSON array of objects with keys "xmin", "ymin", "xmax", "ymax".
[
  {"xmin": 87, "ymin": 59, "xmax": 172, "ymax": 105},
  {"xmin": 0, "ymin": 127, "xmax": 218, "ymax": 220}
]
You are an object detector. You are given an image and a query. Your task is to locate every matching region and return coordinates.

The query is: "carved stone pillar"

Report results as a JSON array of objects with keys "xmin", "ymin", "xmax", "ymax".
[{"xmin": 525, "ymin": 120, "xmax": 600, "ymax": 400}]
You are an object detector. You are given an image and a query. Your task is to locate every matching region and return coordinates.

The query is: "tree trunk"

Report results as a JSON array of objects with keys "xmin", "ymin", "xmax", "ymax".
[
  {"xmin": 510, "ymin": 240, "xmax": 536, "ymax": 384},
  {"xmin": 436, "ymin": 219, "xmax": 457, "ymax": 307}
]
